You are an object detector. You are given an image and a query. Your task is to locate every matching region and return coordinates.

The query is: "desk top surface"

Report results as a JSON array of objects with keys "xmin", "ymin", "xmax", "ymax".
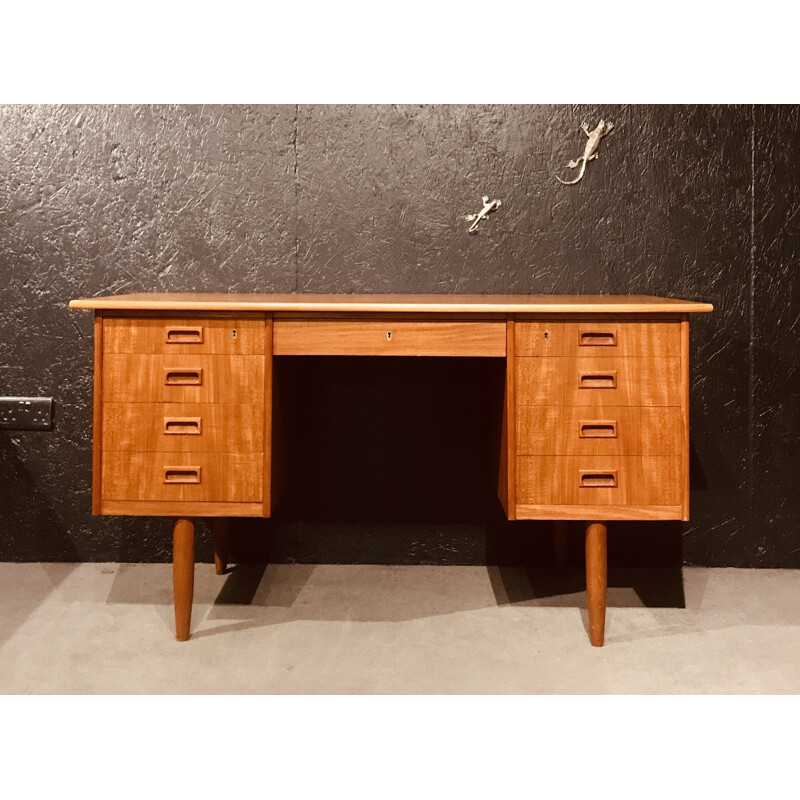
[{"xmin": 70, "ymin": 293, "xmax": 714, "ymax": 314}]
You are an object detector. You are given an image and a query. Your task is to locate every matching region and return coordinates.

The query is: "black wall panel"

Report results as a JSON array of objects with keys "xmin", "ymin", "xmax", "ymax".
[{"xmin": 0, "ymin": 104, "xmax": 795, "ymax": 567}]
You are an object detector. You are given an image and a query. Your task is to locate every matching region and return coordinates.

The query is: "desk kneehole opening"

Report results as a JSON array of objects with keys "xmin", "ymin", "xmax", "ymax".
[
  {"xmin": 163, "ymin": 466, "xmax": 202, "ymax": 484},
  {"xmin": 580, "ymin": 470, "xmax": 618, "ymax": 489}
]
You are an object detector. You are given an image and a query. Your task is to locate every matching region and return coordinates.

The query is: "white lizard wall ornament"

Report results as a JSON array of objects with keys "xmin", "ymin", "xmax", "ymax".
[
  {"xmin": 465, "ymin": 195, "xmax": 501, "ymax": 233},
  {"xmin": 556, "ymin": 120, "xmax": 614, "ymax": 185}
]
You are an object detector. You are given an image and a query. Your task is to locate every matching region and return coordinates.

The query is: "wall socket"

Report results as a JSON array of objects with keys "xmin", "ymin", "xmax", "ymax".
[{"xmin": 0, "ymin": 397, "xmax": 54, "ymax": 430}]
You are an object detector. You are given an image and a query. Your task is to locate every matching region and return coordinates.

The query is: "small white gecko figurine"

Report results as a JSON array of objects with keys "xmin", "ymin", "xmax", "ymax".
[
  {"xmin": 466, "ymin": 195, "xmax": 501, "ymax": 233},
  {"xmin": 556, "ymin": 120, "xmax": 614, "ymax": 185}
]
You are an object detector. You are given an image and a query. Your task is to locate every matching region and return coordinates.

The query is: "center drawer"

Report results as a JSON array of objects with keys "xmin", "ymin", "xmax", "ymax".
[{"xmin": 273, "ymin": 319, "xmax": 507, "ymax": 357}]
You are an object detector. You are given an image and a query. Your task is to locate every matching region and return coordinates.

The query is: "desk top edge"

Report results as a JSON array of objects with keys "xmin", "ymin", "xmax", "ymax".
[{"xmin": 69, "ymin": 293, "xmax": 714, "ymax": 314}]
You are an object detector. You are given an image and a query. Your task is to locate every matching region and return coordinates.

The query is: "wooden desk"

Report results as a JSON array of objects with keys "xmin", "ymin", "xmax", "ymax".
[{"xmin": 69, "ymin": 294, "xmax": 713, "ymax": 645}]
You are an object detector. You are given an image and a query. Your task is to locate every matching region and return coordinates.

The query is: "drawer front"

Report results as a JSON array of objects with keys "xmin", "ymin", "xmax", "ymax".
[
  {"xmin": 102, "ymin": 354, "xmax": 264, "ymax": 403},
  {"xmin": 273, "ymin": 320, "xmax": 506, "ymax": 357},
  {"xmin": 102, "ymin": 403, "xmax": 264, "ymax": 453},
  {"xmin": 516, "ymin": 357, "xmax": 681, "ymax": 406},
  {"xmin": 516, "ymin": 406, "xmax": 683, "ymax": 456},
  {"xmin": 102, "ymin": 452, "xmax": 263, "ymax": 502},
  {"xmin": 517, "ymin": 456, "xmax": 681, "ymax": 506},
  {"xmin": 516, "ymin": 320, "xmax": 680, "ymax": 358},
  {"xmin": 103, "ymin": 316, "xmax": 265, "ymax": 355}
]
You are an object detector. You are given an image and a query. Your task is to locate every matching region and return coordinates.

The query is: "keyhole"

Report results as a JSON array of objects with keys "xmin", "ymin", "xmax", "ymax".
[
  {"xmin": 386, "ymin": 331, "xmax": 392, "ymax": 341},
  {"xmin": 232, "ymin": 329, "xmax": 237, "ymax": 338},
  {"xmin": 544, "ymin": 331, "xmax": 549, "ymax": 339}
]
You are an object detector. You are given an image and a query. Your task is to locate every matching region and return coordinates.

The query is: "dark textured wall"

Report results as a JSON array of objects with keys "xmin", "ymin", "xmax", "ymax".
[{"xmin": 0, "ymin": 104, "xmax": 796, "ymax": 568}]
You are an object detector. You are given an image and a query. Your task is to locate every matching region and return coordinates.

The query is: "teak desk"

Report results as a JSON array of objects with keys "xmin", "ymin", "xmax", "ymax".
[{"xmin": 69, "ymin": 293, "xmax": 713, "ymax": 645}]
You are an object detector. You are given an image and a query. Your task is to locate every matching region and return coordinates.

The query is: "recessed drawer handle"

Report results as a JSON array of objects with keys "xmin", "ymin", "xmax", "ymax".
[
  {"xmin": 580, "ymin": 471, "xmax": 618, "ymax": 488},
  {"xmin": 579, "ymin": 329, "xmax": 617, "ymax": 347},
  {"xmin": 579, "ymin": 421, "xmax": 617, "ymax": 438},
  {"xmin": 163, "ymin": 417, "xmax": 202, "ymax": 435},
  {"xmin": 165, "ymin": 326, "xmax": 204, "ymax": 344},
  {"xmin": 164, "ymin": 368, "xmax": 203, "ymax": 386},
  {"xmin": 579, "ymin": 372, "xmax": 617, "ymax": 389},
  {"xmin": 163, "ymin": 467, "xmax": 201, "ymax": 484}
]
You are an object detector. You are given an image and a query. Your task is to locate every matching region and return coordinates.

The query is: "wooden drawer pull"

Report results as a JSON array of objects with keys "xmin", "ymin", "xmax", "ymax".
[
  {"xmin": 578, "ymin": 328, "xmax": 617, "ymax": 347},
  {"xmin": 163, "ymin": 466, "xmax": 201, "ymax": 484},
  {"xmin": 163, "ymin": 417, "xmax": 202, "ymax": 435},
  {"xmin": 579, "ymin": 420, "xmax": 617, "ymax": 438},
  {"xmin": 165, "ymin": 326, "xmax": 204, "ymax": 344},
  {"xmin": 579, "ymin": 371, "xmax": 617, "ymax": 389},
  {"xmin": 164, "ymin": 368, "xmax": 203, "ymax": 386},
  {"xmin": 580, "ymin": 470, "xmax": 618, "ymax": 488}
]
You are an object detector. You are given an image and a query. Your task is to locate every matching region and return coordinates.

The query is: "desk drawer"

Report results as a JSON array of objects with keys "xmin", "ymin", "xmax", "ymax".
[
  {"xmin": 517, "ymin": 456, "xmax": 681, "ymax": 506},
  {"xmin": 102, "ymin": 354, "xmax": 264, "ymax": 403},
  {"xmin": 102, "ymin": 403, "xmax": 264, "ymax": 453},
  {"xmin": 273, "ymin": 320, "xmax": 506, "ymax": 356},
  {"xmin": 103, "ymin": 316, "xmax": 265, "ymax": 355},
  {"xmin": 102, "ymin": 452, "xmax": 263, "ymax": 502},
  {"xmin": 516, "ymin": 320, "xmax": 680, "ymax": 358},
  {"xmin": 516, "ymin": 407, "xmax": 683, "ymax": 456},
  {"xmin": 516, "ymin": 357, "xmax": 681, "ymax": 406}
]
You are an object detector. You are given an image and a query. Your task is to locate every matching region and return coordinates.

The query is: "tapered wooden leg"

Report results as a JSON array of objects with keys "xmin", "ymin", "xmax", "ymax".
[
  {"xmin": 553, "ymin": 520, "xmax": 569, "ymax": 577},
  {"xmin": 173, "ymin": 518, "xmax": 195, "ymax": 642},
  {"xmin": 585, "ymin": 521, "xmax": 607, "ymax": 647},
  {"xmin": 213, "ymin": 517, "xmax": 230, "ymax": 575}
]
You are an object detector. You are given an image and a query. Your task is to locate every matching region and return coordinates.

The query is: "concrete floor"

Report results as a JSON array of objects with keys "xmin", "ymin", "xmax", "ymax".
[{"xmin": 0, "ymin": 562, "xmax": 798, "ymax": 693}]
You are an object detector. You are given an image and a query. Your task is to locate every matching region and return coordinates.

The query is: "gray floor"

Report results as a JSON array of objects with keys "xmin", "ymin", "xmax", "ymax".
[{"xmin": 0, "ymin": 562, "xmax": 798, "ymax": 693}]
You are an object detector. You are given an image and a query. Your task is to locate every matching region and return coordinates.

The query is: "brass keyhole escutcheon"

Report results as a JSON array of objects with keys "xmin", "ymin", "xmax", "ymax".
[
  {"xmin": 232, "ymin": 329, "xmax": 237, "ymax": 338},
  {"xmin": 387, "ymin": 331, "xmax": 392, "ymax": 341}
]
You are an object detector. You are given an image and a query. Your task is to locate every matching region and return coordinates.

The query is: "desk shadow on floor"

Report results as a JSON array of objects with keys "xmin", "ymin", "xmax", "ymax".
[{"xmin": 488, "ymin": 566, "xmax": 688, "ymax": 610}]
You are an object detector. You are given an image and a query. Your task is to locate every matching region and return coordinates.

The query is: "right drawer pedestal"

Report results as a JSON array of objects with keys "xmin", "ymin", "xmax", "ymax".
[{"xmin": 512, "ymin": 318, "xmax": 688, "ymax": 521}]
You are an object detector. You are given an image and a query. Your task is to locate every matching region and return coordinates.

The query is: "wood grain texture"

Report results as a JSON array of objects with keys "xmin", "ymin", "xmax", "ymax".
[
  {"xmin": 273, "ymin": 319, "xmax": 506, "ymax": 356},
  {"xmin": 99, "ymin": 500, "xmax": 264, "ymax": 517},
  {"xmin": 516, "ymin": 357, "xmax": 682, "ymax": 406},
  {"xmin": 681, "ymin": 317, "xmax": 691, "ymax": 521},
  {"xmin": 585, "ymin": 521, "xmax": 607, "ymax": 647},
  {"xmin": 92, "ymin": 313, "xmax": 104, "ymax": 515},
  {"xmin": 516, "ymin": 320, "xmax": 681, "ymax": 358},
  {"xmin": 103, "ymin": 316, "xmax": 265, "ymax": 354},
  {"xmin": 263, "ymin": 316, "xmax": 273, "ymax": 516},
  {"xmin": 515, "ymin": 504, "xmax": 683, "ymax": 521},
  {"xmin": 102, "ymin": 354, "xmax": 264, "ymax": 403},
  {"xmin": 70, "ymin": 293, "xmax": 715, "ymax": 314},
  {"xmin": 102, "ymin": 403, "xmax": 264, "ymax": 452},
  {"xmin": 516, "ymin": 456, "xmax": 682, "ymax": 506},
  {"xmin": 173, "ymin": 518, "xmax": 194, "ymax": 642},
  {"xmin": 516, "ymin": 406, "xmax": 683, "ymax": 456},
  {"xmin": 498, "ymin": 319, "xmax": 516, "ymax": 518},
  {"xmin": 102, "ymin": 452, "xmax": 263, "ymax": 502}
]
